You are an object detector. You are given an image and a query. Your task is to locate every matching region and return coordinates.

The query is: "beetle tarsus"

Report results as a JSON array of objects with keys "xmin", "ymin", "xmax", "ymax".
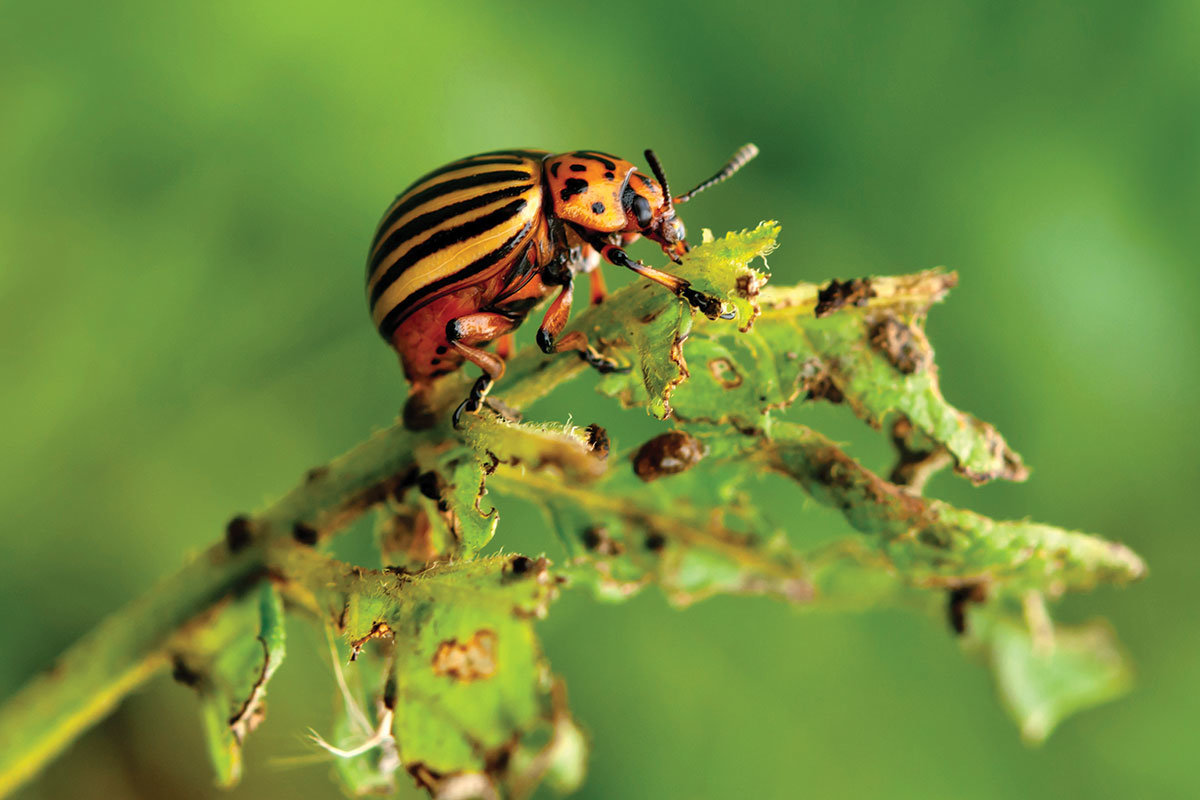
[
  {"xmin": 452, "ymin": 374, "xmax": 492, "ymax": 429},
  {"xmin": 679, "ymin": 285, "xmax": 728, "ymax": 320},
  {"xmin": 578, "ymin": 348, "xmax": 630, "ymax": 375}
]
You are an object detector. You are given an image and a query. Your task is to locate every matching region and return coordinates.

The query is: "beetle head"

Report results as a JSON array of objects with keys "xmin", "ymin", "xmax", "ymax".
[
  {"xmin": 623, "ymin": 151, "xmax": 687, "ymax": 263},
  {"xmin": 626, "ymin": 145, "xmax": 760, "ymax": 264}
]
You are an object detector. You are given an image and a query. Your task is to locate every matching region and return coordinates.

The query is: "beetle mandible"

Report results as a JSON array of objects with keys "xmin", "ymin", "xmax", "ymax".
[{"xmin": 365, "ymin": 144, "xmax": 759, "ymax": 427}]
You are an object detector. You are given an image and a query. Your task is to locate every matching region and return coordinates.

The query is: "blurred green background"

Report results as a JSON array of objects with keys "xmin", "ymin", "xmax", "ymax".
[{"xmin": 2, "ymin": 1, "xmax": 1197, "ymax": 798}]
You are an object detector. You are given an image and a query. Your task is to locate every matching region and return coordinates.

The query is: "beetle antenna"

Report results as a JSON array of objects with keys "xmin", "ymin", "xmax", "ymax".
[
  {"xmin": 675, "ymin": 143, "xmax": 759, "ymax": 204},
  {"xmin": 643, "ymin": 149, "xmax": 673, "ymax": 214}
]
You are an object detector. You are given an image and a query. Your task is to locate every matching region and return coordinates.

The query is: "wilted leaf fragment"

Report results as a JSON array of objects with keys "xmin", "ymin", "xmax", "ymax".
[
  {"xmin": 182, "ymin": 583, "xmax": 286, "ymax": 787},
  {"xmin": 981, "ymin": 615, "xmax": 1133, "ymax": 743}
]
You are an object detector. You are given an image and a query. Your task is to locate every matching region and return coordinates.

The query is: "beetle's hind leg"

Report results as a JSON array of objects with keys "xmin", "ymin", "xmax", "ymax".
[
  {"xmin": 446, "ymin": 312, "xmax": 520, "ymax": 428},
  {"xmin": 535, "ymin": 272, "xmax": 629, "ymax": 375}
]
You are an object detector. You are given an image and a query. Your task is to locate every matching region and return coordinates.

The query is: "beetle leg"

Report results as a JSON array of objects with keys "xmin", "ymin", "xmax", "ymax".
[
  {"xmin": 495, "ymin": 332, "xmax": 515, "ymax": 360},
  {"xmin": 535, "ymin": 275, "xmax": 628, "ymax": 375},
  {"xmin": 588, "ymin": 266, "xmax": 608, "ymax": 305},
  {"xmin": 446, "ymin": 312, "xmax": 520, "ymax": 427},
  {"xmin": 597, "ymin": 243, "xmax": 735, "ymax": 320}
]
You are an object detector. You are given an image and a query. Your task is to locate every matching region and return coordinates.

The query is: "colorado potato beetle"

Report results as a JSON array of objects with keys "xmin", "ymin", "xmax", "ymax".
[{"xmin": 365, "ymin": 144, "xmax": 759, "ymax": 427}]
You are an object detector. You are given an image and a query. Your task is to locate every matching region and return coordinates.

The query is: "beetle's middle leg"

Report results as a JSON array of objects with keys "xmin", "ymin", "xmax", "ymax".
[
  {"xmin": 576, "ymin": 243, "xmax": 607, "ymax": 305},
  {"xmin": 446, "ymin": 312, "xmax": 520, "ymax": 427}
]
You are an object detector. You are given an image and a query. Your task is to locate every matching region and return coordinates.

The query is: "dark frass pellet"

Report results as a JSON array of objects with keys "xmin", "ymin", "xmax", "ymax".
[
  {"xmin": 225, "ymin": 515, "xmax": 252, "ymax": 552},
  {"xmin": 292, "ymin": 522, "xmax": 319, "ymax": 546}
]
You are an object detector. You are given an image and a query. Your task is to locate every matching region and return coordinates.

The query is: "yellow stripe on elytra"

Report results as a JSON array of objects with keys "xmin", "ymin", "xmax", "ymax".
[
  {"xmin": 370, "ymin": 206, "xmax": 537, "ymax": 328},
  {"xmin": 368, "ymin": 161, "xmax": 536, "ymax": 259},
  {"xmin": 366, "ymin": 184, "xmax": 538, "ymax": 296}
]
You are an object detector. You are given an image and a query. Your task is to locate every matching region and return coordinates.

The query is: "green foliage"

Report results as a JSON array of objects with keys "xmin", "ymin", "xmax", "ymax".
[
  {"xmin": 973, "ymin": 606, "xmax": 1133, "ymax": 744},
  {"xmin": 0, "ymin": 225, "xmax": 1145, "ymax": 799}
]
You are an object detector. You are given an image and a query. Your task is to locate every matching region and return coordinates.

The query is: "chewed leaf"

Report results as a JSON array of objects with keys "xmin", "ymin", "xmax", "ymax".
[
  {"xmin": 387, "ymin": 556, "xmax": 562, "ymax": 779},
  {"xmin": 278, "ymin": 550, "xmax": 572, "ymax": 791},
  {"xmin": 977, "ymin": 613, "xmax": 1133, "ymax": 744},
  {"xmin": 489, "ymin": 455, "xmax": 810, "ymax": 608},
  {"xmin": 595, "ymin": 291, "xmax": 692, "ymax": 418},
  {"xmin": 445, "ymin": 458, "xmax": 498, "ymax": 556},
  {"xmin": 684, "ymin": 223, "xmax": 778, "ymax": 330},
  {"xmin": 174, "ymin": 583, "xmax": 287, "ymax": 788},
  {"xmin": 775, "ymin": 271, "xmax": 1025, "ymax": 483},
  {"xmin": 755, "ymin": 422, "xmax": 1145, "ymax": 593},
  {"xmin": 595, "ymin": 223, "xmax": 777, "ymax": 418},
  {"xmin": 460, "ymin": 415, "xmax": 610, "ymax": 482}
]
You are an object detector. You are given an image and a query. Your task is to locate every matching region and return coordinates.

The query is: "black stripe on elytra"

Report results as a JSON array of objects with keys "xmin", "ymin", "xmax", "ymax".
[
  {"xmin": 370, "ymin": 198, "xmax": 529, "ymax": 307},
  {"xmin": 377, "ymin": 219, "xmax": 534, "ymax": 339},
  {"xmin": 570, "ymin": 151, "xmax": 618, "ymax": 170},
  {"xmin": 398, "ymin": 157, "xmax": 528, "ymax": 198},
  {"xmin": 471, "ymin": 148, "xmax": 547, "ymax": 159},
  {"xmin": 560, "ymin": 178, "xmax": 588, "ymax": 201},
  {"xmin": 374, "ymin": 170, "xmax": 531, "ymax": 246},
  {"xmin": 369, "ymin": 184, "xmax": 529, "ymax": 273}
]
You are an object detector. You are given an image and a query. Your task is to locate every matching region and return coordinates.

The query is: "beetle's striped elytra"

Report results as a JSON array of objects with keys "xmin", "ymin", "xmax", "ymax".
[{"xmin": 365, "ymin": 144, "xmax": 759, "ymax": 428}]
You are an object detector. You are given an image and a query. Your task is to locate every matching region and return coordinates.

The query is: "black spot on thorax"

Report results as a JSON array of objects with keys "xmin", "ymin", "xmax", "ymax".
[{"xmin": 560, "ymin": 177, "xmax": 589, "ymax": 201}]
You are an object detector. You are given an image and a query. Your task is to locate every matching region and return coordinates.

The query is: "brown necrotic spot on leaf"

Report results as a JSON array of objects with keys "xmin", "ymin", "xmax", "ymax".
[
  {"xmin": 632, "ymin": 431, "xmax": 707, "ymax": 481},
  {"xmin": 350, "ymin": 621, "xmax": 393, "ymax": 661},
  {"xmin": 380, "ymin": 506, "xmax": 444, "ymax": 568},
  {"xmin": 868, "ymin": 316, "xmax": 928, "ymax": 374},
  {"xmin": 954, "ymin": 419, "xmax": 1031, "ymax": 485},
  {"xmin": 708, "ymin": 357, "xmax": 743, "ymax": 388},
  {"xmin": 581, "ymin": 525, "xmax": 625, "ymax": 556},
  {"xmin": 814, "ymin": 277, "xmax": 876, "ymax": 317},
  {"xmin": 431, "ymin": 629, "xmax": 498, "ymax": 682},
  {"xmin": 799, "ymin": 358, "xmax": 844, "ymax": 403},
  {"xmin": 889, "ymin": 416, "xmax": 952, "ymax": 491},
  {"xmin": 736, "ymin": 272, "xmax": 763, "ymax": 298}
]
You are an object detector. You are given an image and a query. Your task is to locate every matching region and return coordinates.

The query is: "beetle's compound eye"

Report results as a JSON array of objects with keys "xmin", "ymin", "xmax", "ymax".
[{"xmin": 630, "ymin": 194, "xmax": 653, "ymax": 228}]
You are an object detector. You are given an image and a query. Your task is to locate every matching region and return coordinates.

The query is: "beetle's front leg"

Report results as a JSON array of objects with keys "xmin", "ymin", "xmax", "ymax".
[
  {"xmin": 535, "ymin": 267, "xmax": 627, "ymax": 375},
  {"xmin": 597, "ymin": 243, "xmax": 735, "ymax": 320},
  {"xmin": 446, "ymin": 312, "xmax": 520, "ymax": 428}
]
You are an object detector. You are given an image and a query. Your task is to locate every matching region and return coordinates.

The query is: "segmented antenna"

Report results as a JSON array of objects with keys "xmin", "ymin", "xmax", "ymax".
[
  {"xmin": 643, "ymin": 149, "xmax": 673, "ymax": 213},
  {"xmin": 675, "ymin": 143, "xmax": 759, "ymax": 204}
]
